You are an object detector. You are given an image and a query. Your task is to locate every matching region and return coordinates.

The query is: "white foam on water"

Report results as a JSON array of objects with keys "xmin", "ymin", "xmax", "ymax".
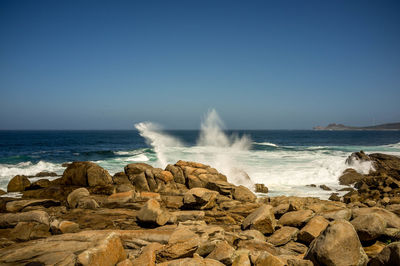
[
  {"xmin": 125, "ymin": 154, "xmax": 149, "ymax": 162},
  {"xmin": 0, "ymin": 160, "xmax": 65, "ymax": 190},
  {"xmin": 253, "ymin": 142, "xmax": 279, "ymax": 147}
]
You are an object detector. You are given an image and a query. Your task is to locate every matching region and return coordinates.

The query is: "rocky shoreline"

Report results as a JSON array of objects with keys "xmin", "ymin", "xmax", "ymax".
[{"xmin": 0, "ymin": 152, "xmax": 400, "ymax": 265}]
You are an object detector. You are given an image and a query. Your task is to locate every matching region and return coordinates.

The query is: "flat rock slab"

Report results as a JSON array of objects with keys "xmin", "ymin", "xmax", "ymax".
[{"xmin": 6, "ymin": 199, "xmax": 60, "ymax": 212}]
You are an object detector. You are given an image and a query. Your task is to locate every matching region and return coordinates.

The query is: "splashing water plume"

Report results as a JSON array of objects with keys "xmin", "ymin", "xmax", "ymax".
[
  {"xmin": 134, "ymin": 109, "xmax": 254, "ymax": 188},
  {"xmin": 134, "ymin": 122, "xmax": 182, "ymax": 167}
]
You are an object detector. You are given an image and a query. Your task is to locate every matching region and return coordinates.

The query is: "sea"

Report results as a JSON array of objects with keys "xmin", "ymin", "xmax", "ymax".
[{"xmin": 1, "ymin": 112, "xmax": 400, "ymax": 199}]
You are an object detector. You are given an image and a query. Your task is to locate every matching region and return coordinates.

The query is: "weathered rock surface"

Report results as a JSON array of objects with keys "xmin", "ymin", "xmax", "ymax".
[
  {"xmin": 297, "ymin": 215, "xmax": 329, "ymax": 244},
  {"xmin": 61, "ymin": 161, "xmax": 113, "ymax": 187},
  {"xmin": 267, "ymin": 226, "xmax": 299, "ymax": 246},
  {"xmin": 304, "ymin": 220, "xmax": 368, "ymax": 266},
  {"xmin": 137, "ymin": 199, "xmax": 172, "ymax": 226},
  {"xmin": 0, "ymin": 210, "xmax": 49, "ymax": 228},
  {"xmin": 242, "ymin": 204, "xmax": 276, "ymax": 234},
  {"xmin": 278, "ymin": 210, "xmax": 314, "ymax": 228},
  {"xmin": 368, "ymin": 241, "xmax": 400, "ymax": 266},
  {"xmin": 351, "ymin": 213, "xmax": 387, "ymax": 242},
  {"xmin": 7, "ymin": 175, "xmax": 31, "ymax": 192},
  {"xmin": 183, "ymin": 188, "xmax": 218, "ymax": 210}
]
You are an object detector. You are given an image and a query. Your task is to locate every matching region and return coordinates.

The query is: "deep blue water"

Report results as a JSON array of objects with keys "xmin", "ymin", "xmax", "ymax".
[{"xmin": 1, "ymin": 130, "xmax": 400, "ymax": 197}]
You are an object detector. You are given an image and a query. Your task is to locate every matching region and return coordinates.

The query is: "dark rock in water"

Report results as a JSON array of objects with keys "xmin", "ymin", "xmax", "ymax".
[
  {"xmin": 34, "ymin": 171, "xmax": 58, "ymax": 178},
  {"xmin": 346, "ymin": 151, "xmax": 371, "ymax": 165},
  {"xmin": 61, "ymin": 161, "xmax": 113, "ymax": 187},
  {"xmin": 255, "ymin": 183, "xmax": 269, "ymax": 193},
  {"xmin": 319, "ymin": 185, "xmax": 331, "ymax": 191},
  {"xmin": 232, "ymin": 185, "xmax": 257, "ymax": 202},
  {"xmin": 7, "ymin": 175, "xmax": 31, "ymax": 192},
  {"xmin": 306, "ymin": 184, "xmax": 317, "ymax": 188},
  {"xmin": 338, "ymin": 187, "xmax": 355, "ymax": 192},
  {"xmin": 61, "ymin": 162, "xmax": 71, "ymax": 167},
  {"xmin": 339, "ymin": 168, "xmax": 364, "ymax": 185},
  {"xmin": 328, "ymin": 193, "xmax": 341, "ymax": 202}
]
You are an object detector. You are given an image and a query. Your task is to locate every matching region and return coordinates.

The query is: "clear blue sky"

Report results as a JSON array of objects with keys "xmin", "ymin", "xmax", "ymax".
[{"xmin": 1, "ymin": 0, "xmax": 399, "ymax": 130}]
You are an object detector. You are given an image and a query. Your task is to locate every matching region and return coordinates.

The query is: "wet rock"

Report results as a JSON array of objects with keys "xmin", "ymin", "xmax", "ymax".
[
  {"xmin": 7, "ymin": 175, "xmax": 31, "ymax": 192},
  {"xmin": 0, "ymin": 210, "xmax": 49, "ymax": 228},
  {"xmin": 61, "ymin": 161, "xmax": 113, "ymax": 187},
  {"xmin": 304, "ymin": 220, "xmax": 368, "ymax": 266},
  {"xmin": 351, "ymin": 213, "xmax": 387, "ymax": 242},
  {"xmin": 267, "ymin": 226, "xmax": 299, "ymax": 246},
  {"xmin": 206, "ymin": 240, "xmax": 235, "ymax": 265},
  {"xmin": 368, "ymin": 241, "xmax": 400, "ymax": 266},
  {"xmin": 35, "ymin": 171, "xmax": 58, "ymax": 177},
  {"xmin": 339, "ymin": 168, "xmax": 364, "ymax": 185},
  {"xmin": 242, "ymin": 204, "xmax": 276, "ymax": 234},
  {"xmin": 297, "ymin": 215, "xmax": 329, "ymax": 244},
  {"xmin": 319, "ymin": 185, "xmax": 331, "ymax": 191},
  {"xmin": 255, "ymin": 183, "xmax": 269, "ymax": 193},
  {"xmin": 137, "ymin": 199, "xmax": 171, "ymax": 226},
  {"xmin": 183, "ymin": 188, "xmax": 218, "ymax": 210},
  {"xmin": 328, "ymin": 193, "xmax": 341, "ymax": 202},
  {"xmin": 278, "ymin": 210, "xmax": 314, "ymax": 228}
]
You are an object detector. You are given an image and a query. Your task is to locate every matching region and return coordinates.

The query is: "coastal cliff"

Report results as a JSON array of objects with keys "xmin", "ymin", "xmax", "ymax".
[
  {"xmin": 0, "ymin": 154, "xmax": 400, "ymax": 265},
  {"xmin": 314, "ymin": 122, "xmax": 400, "ymax": 131}
]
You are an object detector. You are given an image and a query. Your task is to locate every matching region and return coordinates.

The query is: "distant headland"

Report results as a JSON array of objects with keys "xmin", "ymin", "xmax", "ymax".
[{"xmin": 313, "ymin": 122, "xmax": 400, "ymax": 131}]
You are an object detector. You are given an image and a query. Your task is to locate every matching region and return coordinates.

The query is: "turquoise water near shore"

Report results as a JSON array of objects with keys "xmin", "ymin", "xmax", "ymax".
[{"xmin": 1, "ymin": 128, "xmax": 400, "ymax": 199}]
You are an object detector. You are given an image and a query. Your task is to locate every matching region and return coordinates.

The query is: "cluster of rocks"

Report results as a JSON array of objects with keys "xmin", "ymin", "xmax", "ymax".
[
  {"xmin": 335, "ymin": 151, "xmax": 400, "ymax": 208},
  {"xmin": 0, "ymin": 157, "xmax": 400, "ymax": 265}
]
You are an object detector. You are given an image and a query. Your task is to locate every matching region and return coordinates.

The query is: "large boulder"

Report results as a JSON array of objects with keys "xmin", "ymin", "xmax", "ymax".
[
  {"xmin": 267, "ymin": 226, "xmax": 299, "ymax": 246},
  {"xmin": 137, "ymin": 199, "xmax": 172, "ymax": 226},
  {"xmin": 297, "ymin": 215, "xmax": 329, "ymax": 244},
  {"xmin": 352, "ymin": 207, "xmax": 400, "ymax": 229},
  {"xmin": 6, "ymin": 199, "xmax": 60, "ymax": 212},
  {"xmin": 278, "ymin": 210, "xmax": 314, "ymax": 228},
  {"xmin": 304, "ymin": 220, "xmax": 368, "ymax": 266},
  {"xmin": 61, "ymin": 162, "xmax": 112, "ymax": 187},
  {"xmin": 232, "ymin": 185, "xmax": 257, "ymax": 202},
  {"xmin": 183, "ymin": 188, "xmax": 219, "ymax": 210},
  {"xmin": 7, "ymin": 175, "xmax": 31, "ymax": 192},
  {"xmin": 339, "ymin": 168, "xmax": 365, "ymax": 185},
  {"xmin": 351, "ymin": 213, "xmax": 387, "ymax": 242},
  {"xmin": 242, "ymin": 204, "xmax": 276, "ymax": 234},
  {"xmin": 206, "ymin": 240, "xmax": 235, "ymax": 265}
]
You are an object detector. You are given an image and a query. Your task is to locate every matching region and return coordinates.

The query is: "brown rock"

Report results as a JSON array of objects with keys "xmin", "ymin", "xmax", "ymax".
[
  {"xmin": 278, "ymin": 210, "xmax": 314, "ymax": 228},
  {"xmin": 124, "ymin": 163, "xmax": 153, "ymax": 191},
  {"xmin": 339, "ymin": 168, "xmax": 364, "ymax": 185},
  {"xmin": 242, "ymin": 204, "xmax": 277, "ymax": 234},
  {"xmin": 0, "ymin": 210, "xmax": 49, "ymax": 228},
  {"xmin": 7, "ymin": 175, "xmax": 31, "ymax": 192},
  {"xmin": 67, "ymin": 187, "xmax": 99, "ymax": 209},
  {"xmin": 255, "ymin": 183, "xmax": 269, "ymax": 193},
  {"xmin": 5, "ymin": 199, "xmax": 60, "ymax": 212},
  {"xmin": 319, "ymin": 185, "xmax": 331, "ymax": 191},
  {"xmin": 267, "ymin": 226, "xmax": 299, "ymax": 246},
  {"xmin": 183, "ymin": 188, "xmax": 218, "ymax": 210},
  {"xmin": 59, "ymin": 220, "xmax": 79, "ymax": 234},
  {"xmin": 368, "ymin": 241, "xmax": 400, "ymax": 266},
  {"xmin": 10, "ymin": 222, "xmax": 50, "ymax": 241},
  {"xmin": 35, "ymin": 171, "xmax": 58, "ymax": 177},
  {"xmin": 363, "ymin": 241, "xmax": 385, "ymax": 258},
  {"xmin": 137, "ymin": 199, "xmax": 171, "ymax": 226},
  {"xmin": 132, "ymin": 242, "xmax": 163, "ymax": 266},
  {"xmin": 352, "ymin": 207, "xmax": 400, "ymax": 229},
  {"xmin": 297, "ymin": 216, "xmax": 329, "ymax": 244},
  {"xmin": 304, "ymin": 220, "xmax": 368, "ymax": 266},
  {"xmin": 232, "ymin": 185, "xmax": 257, "ymax": 202},
  {"xmin": 61, "ymin": 161, "xmax": 112, "ymax": 187},
  {"xmin": 206, "ymin": 240, "xmax": 235, "ymax": 265},
  {"xmin": 351, "ymin": 213, "xmax": 387, "ymax": 242},
  {"xmin": 156, "ymin": 228, "xmax": 200, "ymax": 261},
  {"xmin": 255, "ymin": 251, "xmax": 285, "ymax": 266}
]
